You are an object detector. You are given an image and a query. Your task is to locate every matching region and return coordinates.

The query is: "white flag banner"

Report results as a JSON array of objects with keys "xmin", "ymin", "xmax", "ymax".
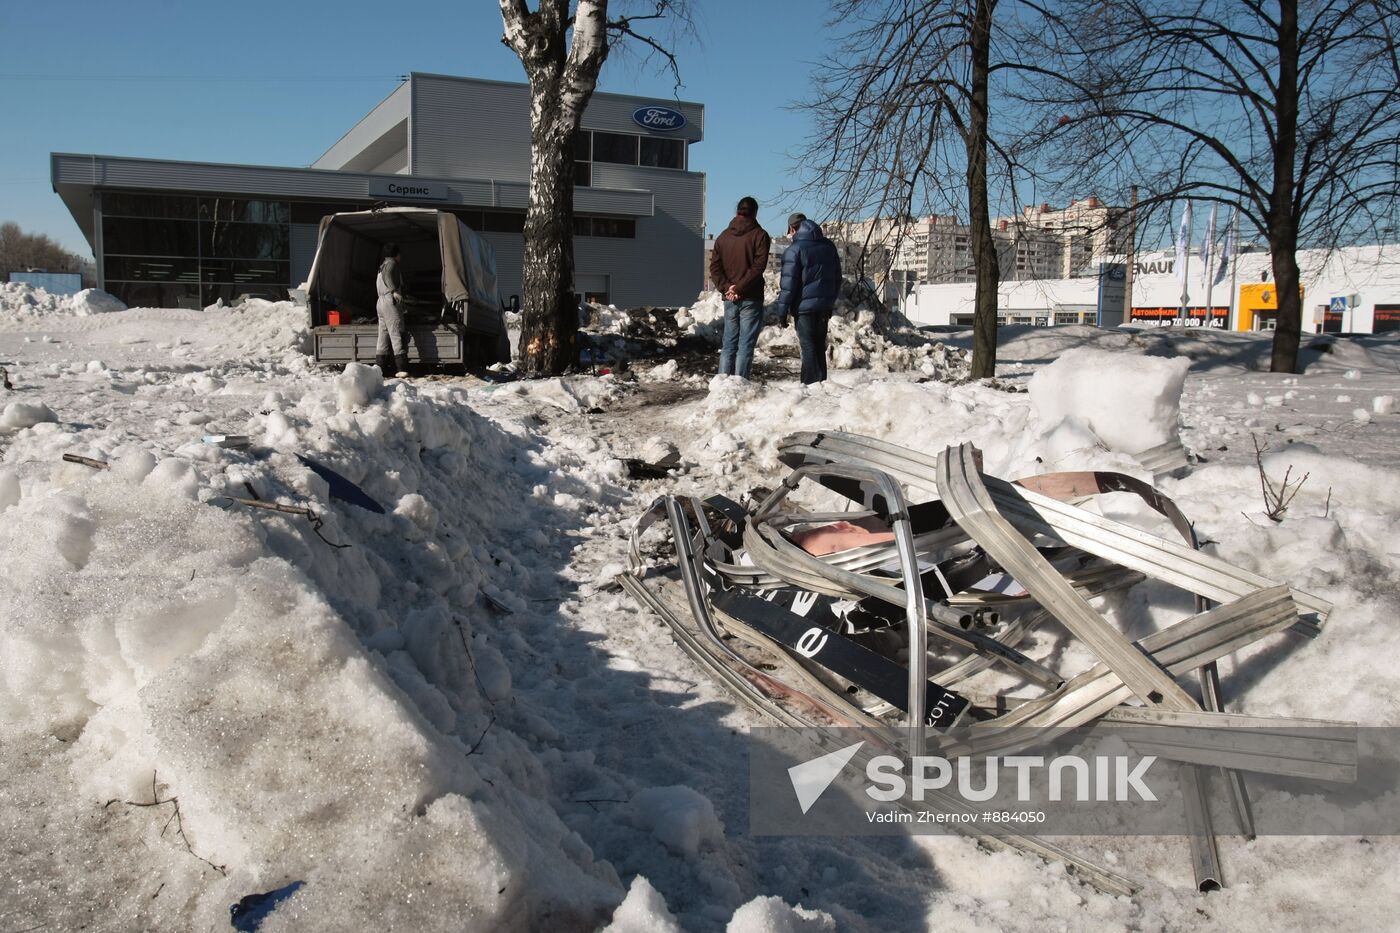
[
  {"xmin": 1199, "ymin": 204, "xmax": 1218, "ymax": 290},
  {"xmin": 1174, "ymin": 202, "xmax": 1192, "ymax": 286},
  {"xmin": 1214, "ymin": 209, "xmax": 1236, "ymax": 286}
]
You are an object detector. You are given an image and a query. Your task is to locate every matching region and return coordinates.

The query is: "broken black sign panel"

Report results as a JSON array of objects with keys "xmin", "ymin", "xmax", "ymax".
[{"xmin": 711, "ymin": 589, "xmax": 970, "ymax": 730}]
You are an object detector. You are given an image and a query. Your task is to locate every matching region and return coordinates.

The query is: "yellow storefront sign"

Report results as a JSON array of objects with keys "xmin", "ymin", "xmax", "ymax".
[{"xmin": 1237, "ymin": 282, "xmax": 1306, "ymax": 331}]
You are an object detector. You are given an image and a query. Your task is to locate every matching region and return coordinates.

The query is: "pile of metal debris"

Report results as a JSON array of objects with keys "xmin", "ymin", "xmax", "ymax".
[{"xmin": 623, "ymin": 431, "xmax": 1345, "ymax": 895}]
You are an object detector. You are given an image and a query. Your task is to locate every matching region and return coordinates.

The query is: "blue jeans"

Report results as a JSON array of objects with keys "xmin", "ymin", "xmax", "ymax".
[
  {"xmin": 795, "ymin": 310, "xmax": 831, "ymax": 384},
  {"xmin": 719, "ymin": 298, "xmax": 764, "ymax": 378}
]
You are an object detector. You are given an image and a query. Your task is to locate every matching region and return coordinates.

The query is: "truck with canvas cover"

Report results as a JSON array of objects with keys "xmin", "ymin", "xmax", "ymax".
[{"xmin": 307, "ymin": 208, "xmax": 511, "ymax": 369}]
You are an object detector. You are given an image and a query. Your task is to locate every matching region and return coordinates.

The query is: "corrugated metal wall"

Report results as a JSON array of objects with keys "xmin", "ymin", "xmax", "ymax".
[
  {"xmin": 412, "ymin": 77, "xmax": 533, "ymax": 181},
  {"xmin": 583, "ymin": 164, "xmax": 703, "ymax": 307}
]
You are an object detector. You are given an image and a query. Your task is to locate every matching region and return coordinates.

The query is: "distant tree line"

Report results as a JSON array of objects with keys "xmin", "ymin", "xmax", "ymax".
[{"xmin": 0, "ymin": 221, "xmax": 94, "ymax": 283}]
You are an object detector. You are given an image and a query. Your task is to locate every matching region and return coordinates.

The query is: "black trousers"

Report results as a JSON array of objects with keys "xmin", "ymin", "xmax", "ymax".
[{"xmin": 795, "ymin": 310, "xmax": 831, "ymax": 384}]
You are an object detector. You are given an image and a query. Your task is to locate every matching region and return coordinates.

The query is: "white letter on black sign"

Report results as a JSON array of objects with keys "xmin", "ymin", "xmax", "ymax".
[{"xmin": 795, "ymin": 628, "xmax": 828, "ymax": 657}]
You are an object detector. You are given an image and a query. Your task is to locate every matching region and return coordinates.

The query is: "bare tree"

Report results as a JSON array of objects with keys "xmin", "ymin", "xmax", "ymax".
[
  {"xmin": 1031, "ymin": 0, "xmax": 1400, "ymax": 373},
  {"xmin": 798, "ymin": 0, "xmax": 1043, "ymax": 379},
  {"xmin": 499, "ymin": 0, "xmax": 691, "ymax": 375}
]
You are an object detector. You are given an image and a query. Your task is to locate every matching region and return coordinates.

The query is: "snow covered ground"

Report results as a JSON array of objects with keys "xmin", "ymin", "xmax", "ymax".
[{"xmin": 3, "ymin": 283, "xmax": 1399, "ymax": 931}]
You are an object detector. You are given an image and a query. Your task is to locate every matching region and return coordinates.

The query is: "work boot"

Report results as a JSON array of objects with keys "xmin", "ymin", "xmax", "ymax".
[
  {"xmin": 375, "ymin": 352, "xmax": 393, "ymax": 375},
  {"xmin": 394, "ymin": 353, "xmax": 410, "ymax": 378}
]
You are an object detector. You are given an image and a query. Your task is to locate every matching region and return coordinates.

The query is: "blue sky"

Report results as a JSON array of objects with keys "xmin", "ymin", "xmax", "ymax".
[{"xmin": 0, "ymin": 0, "xmax": 828, "ymax": 258}]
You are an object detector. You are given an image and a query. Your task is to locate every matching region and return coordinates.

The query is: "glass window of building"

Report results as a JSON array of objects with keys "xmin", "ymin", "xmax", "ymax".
[
  {"xmin": 202, "ymin": 223, "xmax": 289, "ymax": 261},
  {"xmin": 482, "ymin": 212, "xmax": 526, "ymax": 233},
  {"xmin": 99, "ymin": 189, "xmax": 291, "ymax": 306},
  {"xmin": 592, "ymin": 132, "xmax": 639, "ymax": 165},
  {"xmin": 590, "ymin": 217, "xmax": 636, "ymax": 239},
  {"xmin": 199, "ymin": 197, "xmax": 289, "ymax": 224},
  {"xmin": 639, "ymin": 137, "xmax": 684, "ymax": 169},
  {"xmin": 102, "ymin": 217, "xmax": 201, "ymax": 257},
  {"xmin": 102, "ymin": 192, "xmax": 198, "ymax": 219}
]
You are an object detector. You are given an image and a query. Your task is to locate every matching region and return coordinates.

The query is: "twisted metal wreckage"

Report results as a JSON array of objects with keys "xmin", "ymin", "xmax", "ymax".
[{"xmin": 622, "ymin": 431, "xmax": 1353, "ymax": 896}]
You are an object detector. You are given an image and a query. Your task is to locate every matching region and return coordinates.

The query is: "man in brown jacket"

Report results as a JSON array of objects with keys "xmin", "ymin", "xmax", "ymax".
[{"xmin": 708, "ymin": 196, "xmax": 772, "ymax": 378}]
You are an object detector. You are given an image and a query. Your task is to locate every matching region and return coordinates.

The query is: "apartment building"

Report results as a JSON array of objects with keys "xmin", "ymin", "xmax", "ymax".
[{"xmin": 822, "ymin": 196, "xmax": 1129, "ymax": 289}]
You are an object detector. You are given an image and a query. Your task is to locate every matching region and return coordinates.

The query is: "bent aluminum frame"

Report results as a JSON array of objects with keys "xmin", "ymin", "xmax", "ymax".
[{"xmin": 623, "ymin": 432, "xmax": 1349, "ymax": 896}]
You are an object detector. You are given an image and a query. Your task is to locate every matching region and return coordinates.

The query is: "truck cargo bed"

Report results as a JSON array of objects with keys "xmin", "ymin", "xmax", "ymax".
[{"xmin": 313, "ymin": 324, "xmax": 464, "ymax": 366}]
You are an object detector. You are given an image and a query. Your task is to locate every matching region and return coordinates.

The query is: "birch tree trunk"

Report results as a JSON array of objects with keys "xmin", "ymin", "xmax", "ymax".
[{"xmin": 501, "ymin": 0, "xmax": 610, "ymax": 375}]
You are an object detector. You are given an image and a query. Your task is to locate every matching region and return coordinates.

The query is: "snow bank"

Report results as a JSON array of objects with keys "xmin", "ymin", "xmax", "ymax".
[{"xmin": 0, "ymin": 369, "xmax": 632, "ymax": 928}]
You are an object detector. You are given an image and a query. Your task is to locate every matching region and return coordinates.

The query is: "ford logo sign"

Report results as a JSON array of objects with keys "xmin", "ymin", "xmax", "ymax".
[{"xmin": 632, "ymin": 105, "xmax": 686, "ymax": 132}]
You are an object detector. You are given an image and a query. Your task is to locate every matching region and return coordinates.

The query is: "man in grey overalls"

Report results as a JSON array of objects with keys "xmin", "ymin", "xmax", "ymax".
[{"xmin": 375, "ymin": 242, "xmax": 409, "ymax": 378}]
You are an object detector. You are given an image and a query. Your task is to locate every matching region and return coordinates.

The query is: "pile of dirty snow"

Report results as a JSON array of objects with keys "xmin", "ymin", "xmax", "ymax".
[{"xmin": 589, "ymin": 278, "xmax": 970, "ymax": 380}]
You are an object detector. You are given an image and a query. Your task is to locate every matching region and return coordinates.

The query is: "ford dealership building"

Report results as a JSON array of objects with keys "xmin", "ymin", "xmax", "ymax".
[{"xmin": 50, "ymin": 73, "xmax": 705, "ymax": 310}]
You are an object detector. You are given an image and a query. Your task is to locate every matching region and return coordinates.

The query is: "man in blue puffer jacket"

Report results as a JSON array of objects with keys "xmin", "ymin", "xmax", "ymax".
[{"xmin": 777, "ymin": 214, "xmax": 843, "ymax": 384}]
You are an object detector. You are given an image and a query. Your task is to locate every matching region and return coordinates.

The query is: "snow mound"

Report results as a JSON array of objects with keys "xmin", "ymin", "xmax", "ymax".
[
  {"xmin": 209, "ymin": 298, "xmax": 313, "ymax": 359},
  {"xmin": 1, "ymin": 400, "xmax": 58, "ymax": 430},
  {"xmin": 68, "ymin": 288, "xmax": 126, "ymax": 316},
  {"xmin": 602, "ymin": 876, "xmax": 684, "ymax": 933},
  {"xmin": 1029, "ymin": 347, "xmax": 1189, "ymax": 455},
  {"xmin": 824, "ymin": 308, "xmax": 970, "ymax": 378},
  {"xmin": 625, "ymin": 785, "xmax": 723, "ymax": 856},
  {"xmin": 726, "ymin": 895, "xmax": 837, "ymax": 932},
  {"xmin": 335, "ymin": 362, "xmax": 383, "ymax": 411},
  {"xmin": 0, "ymin": 282, "xmax": 125, "ymax": 320}
]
